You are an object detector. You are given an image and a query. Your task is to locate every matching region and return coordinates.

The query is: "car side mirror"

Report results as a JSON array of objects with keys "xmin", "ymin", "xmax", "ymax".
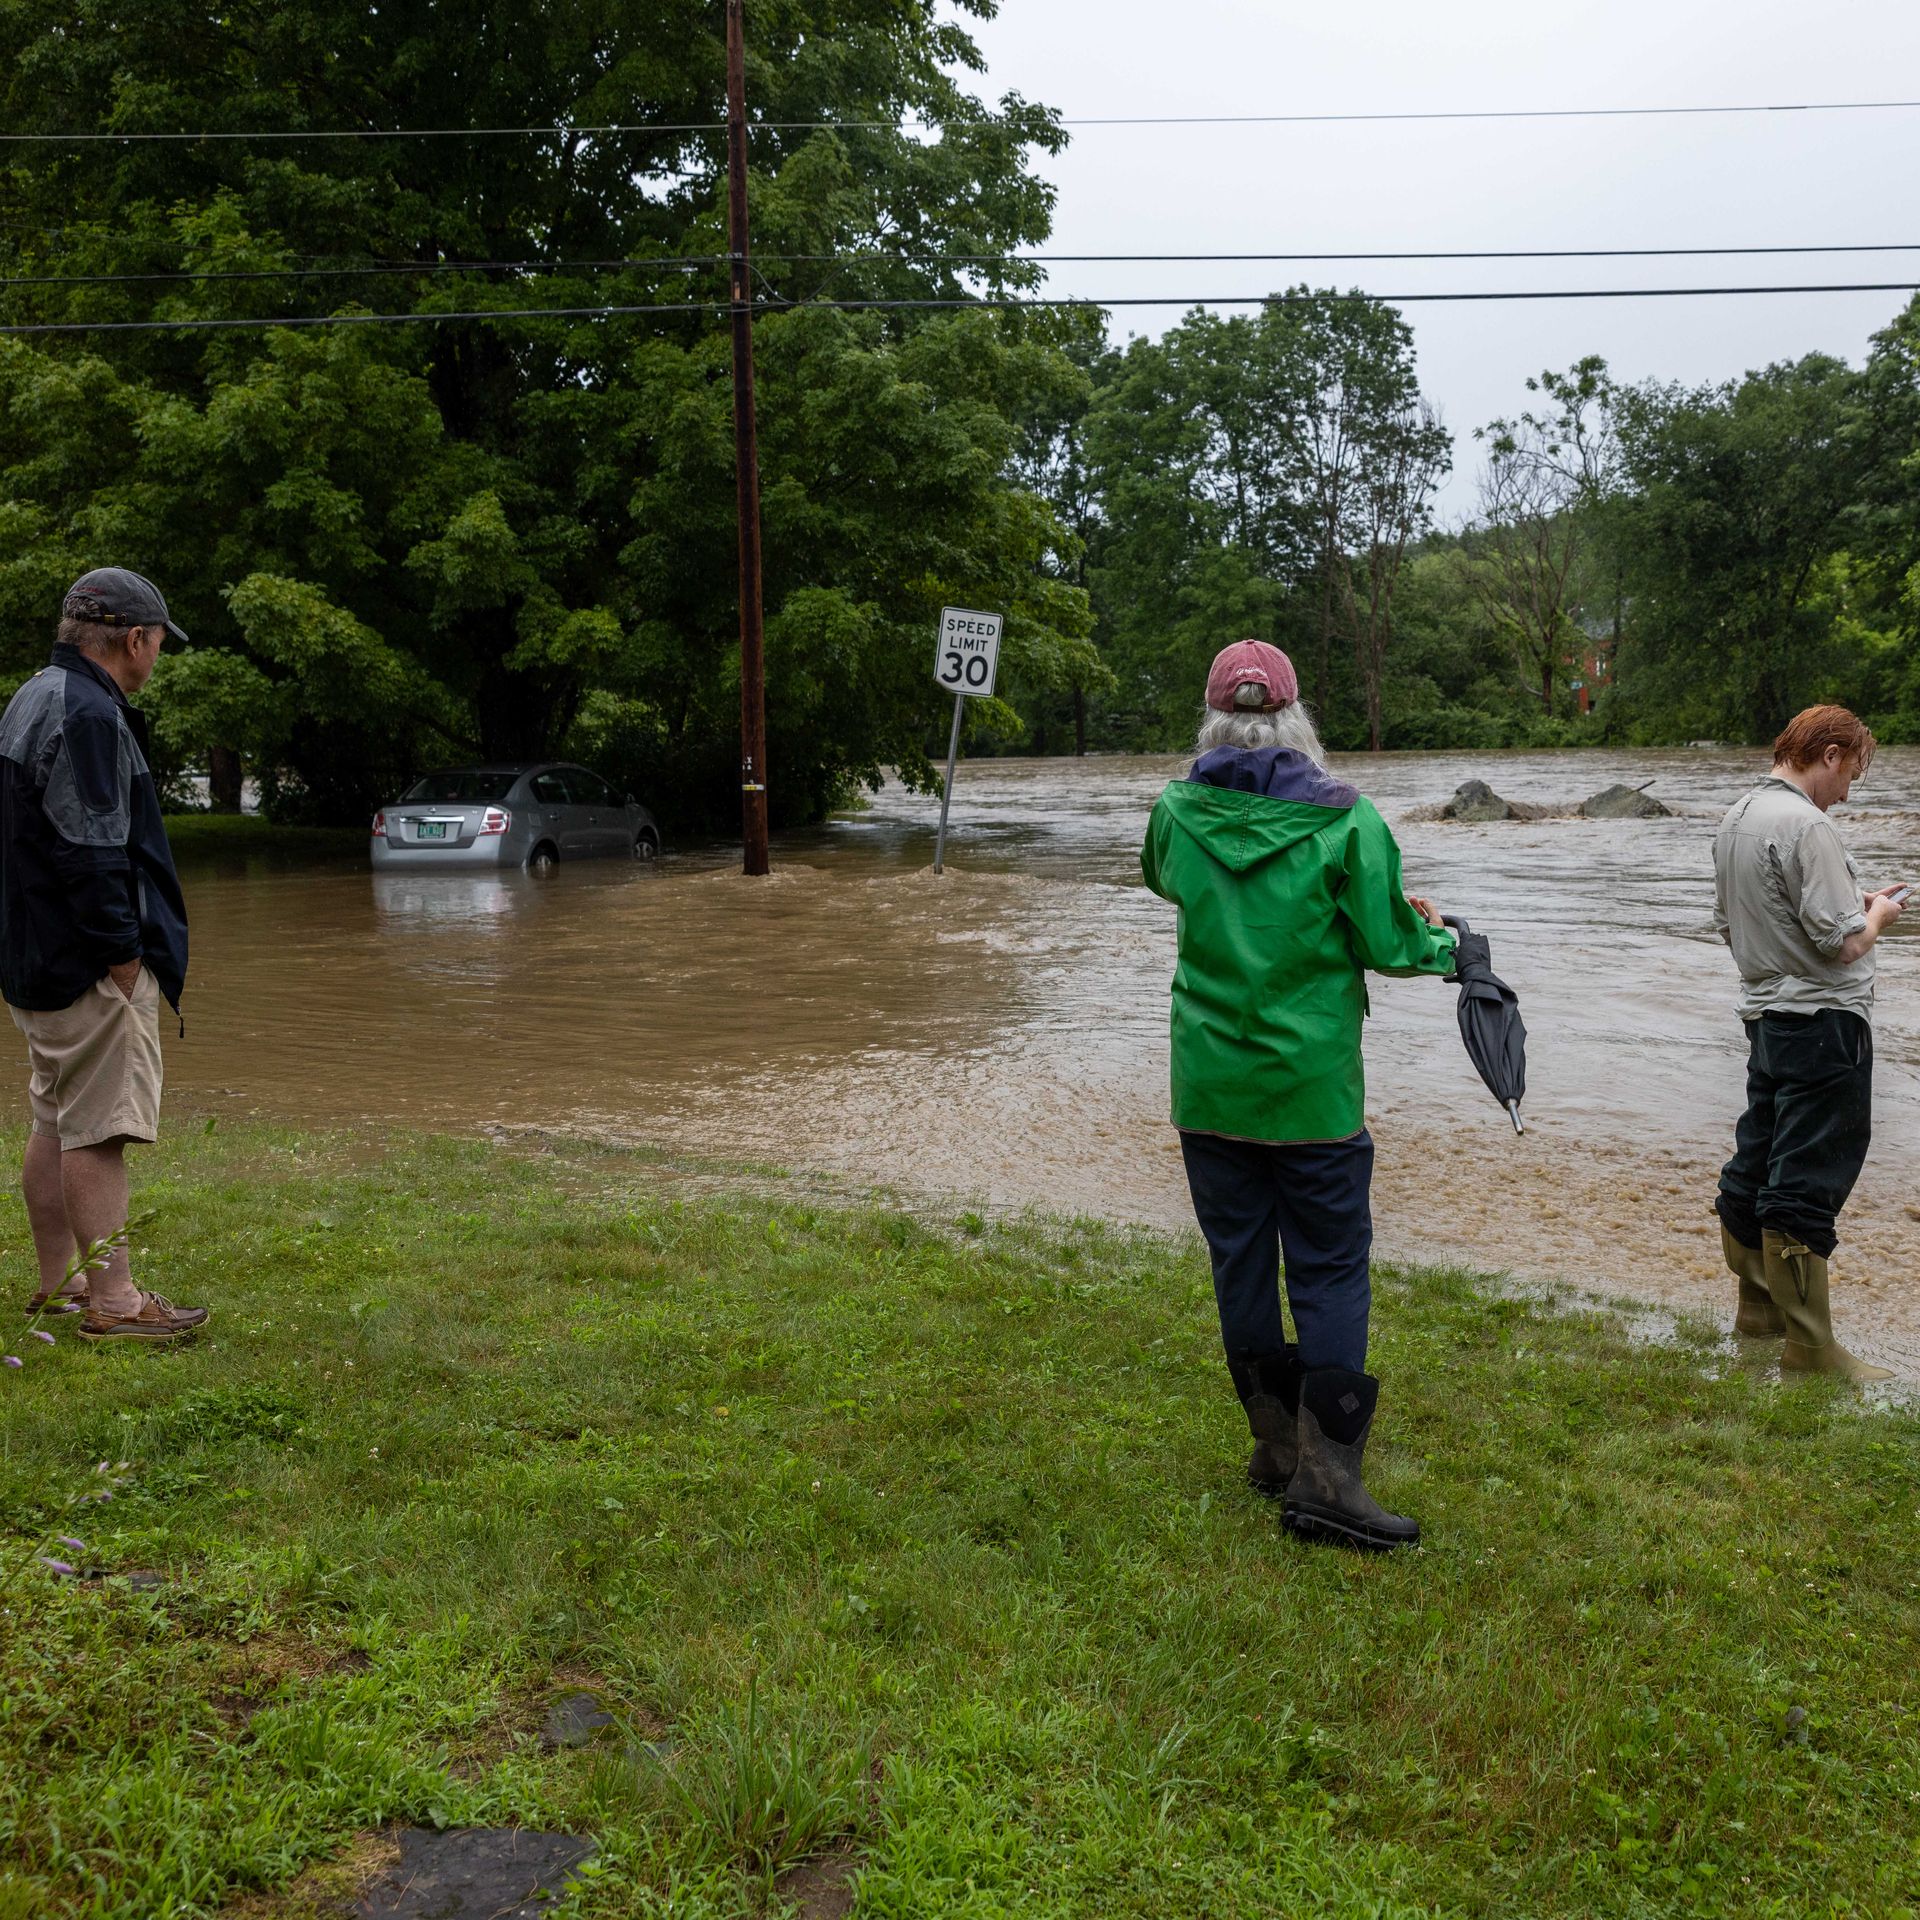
[{"xmin": 625, "ymin": 793, "xmax": 637, "ymax": 806}]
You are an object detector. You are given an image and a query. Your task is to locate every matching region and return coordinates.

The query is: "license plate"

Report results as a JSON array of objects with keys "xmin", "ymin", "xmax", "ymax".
[{"xmin": 417, "ymin": 821, "xmax": 449, "ymax": 841}]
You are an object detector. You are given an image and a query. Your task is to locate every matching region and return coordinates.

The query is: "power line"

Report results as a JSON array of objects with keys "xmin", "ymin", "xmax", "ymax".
[
  {"xmin": 2, "ymin": 97, "xmax": 1918, "ymax": 142},
  {"xmin": 0, "ymin": 258, "xmax": 730, "ymax": 288},
  {"xmin": 7, "ymin": 241, "xmax": 1920, "ymax": 292},
  {"xmin": 3, "ymin": 283, "xmax": 1917, "ymax": 336}
]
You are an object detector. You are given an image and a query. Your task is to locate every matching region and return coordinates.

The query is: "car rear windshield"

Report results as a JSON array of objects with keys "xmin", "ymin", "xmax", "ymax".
[{"xmin": 400, "ymin": 770, "xmax": 517, "ymax": 804}]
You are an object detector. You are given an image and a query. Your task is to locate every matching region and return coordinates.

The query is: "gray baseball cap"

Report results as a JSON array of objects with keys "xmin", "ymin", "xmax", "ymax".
[{"xmin": 61, "ymin": 566, "xmax": 189, "ymax": 643}]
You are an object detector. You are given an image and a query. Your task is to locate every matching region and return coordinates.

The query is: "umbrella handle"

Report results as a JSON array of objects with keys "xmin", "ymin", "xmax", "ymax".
[{"xmin": 1441, "ymin": 913, "xmax": 1471, "ymax": 935}]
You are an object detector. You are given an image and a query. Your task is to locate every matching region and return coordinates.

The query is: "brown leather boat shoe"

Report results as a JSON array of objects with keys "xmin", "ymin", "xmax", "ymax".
[
  {"xmin": 26, "ymin": 1283, "xmax": 89, "ymax": 1317},
  {"xmin": 77, "ymin": 1293, "xmax": 210, "ymax": 1344}
]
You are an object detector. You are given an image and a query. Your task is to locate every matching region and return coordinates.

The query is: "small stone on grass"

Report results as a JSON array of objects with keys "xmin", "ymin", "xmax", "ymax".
[
  {"xmin": 772, "ymin": 1853, "xmax": 860, "ymax": 1920},
  {"xmin": 539, "ymin": 1690, "xmax": 614, "ymax": 1750},
  {"xmin": 356, "ymin": 1827, "xmax": 594, "ymax": 1919}
]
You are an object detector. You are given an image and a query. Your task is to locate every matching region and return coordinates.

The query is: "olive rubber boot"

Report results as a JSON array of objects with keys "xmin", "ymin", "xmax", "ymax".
[
  {"xmin": 1761, "ymin": 1229, "xmax": 1892, "ymax": 1383},
  {"xmin": 1721, "ymin": 1222, "xmax": 1784, "ymax": 1337},
  {"xmin": 1226, "ymin": 1349, "xmax": 1300, "ymax": 1499},
  {"xmin": 1284, "ymin": 1369, "xmax": 1420, "ymax": 1551}
]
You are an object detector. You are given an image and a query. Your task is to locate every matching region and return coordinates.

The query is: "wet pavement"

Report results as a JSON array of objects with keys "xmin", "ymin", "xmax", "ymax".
[{"xmin": 169, "ymin": 747, "xmax": 1920, "ymax": 1374}]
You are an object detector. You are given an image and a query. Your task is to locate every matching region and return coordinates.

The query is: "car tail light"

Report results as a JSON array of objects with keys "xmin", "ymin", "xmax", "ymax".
[
  {"xmin": 481, "ymin": 808, "xmax": 510, "ymax": 835},
  {"xmin": 370, "ymin": 810, "xmax": 386, "ymax": 836}
]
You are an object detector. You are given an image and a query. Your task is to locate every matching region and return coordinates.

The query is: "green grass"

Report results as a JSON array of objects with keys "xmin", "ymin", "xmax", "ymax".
[
  {"xmin": 160, "ymin": 815, "xmax": 367, "ymax": 866},
  {"xmin": 1, "ymin": 1122, "xmax": 1917, "ymax": 1918}
]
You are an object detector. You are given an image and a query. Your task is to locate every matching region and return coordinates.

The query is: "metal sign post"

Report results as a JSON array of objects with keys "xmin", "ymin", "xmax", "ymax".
[{"xmin": 931, "ymin": 605, "xmax": 1003, "ymax": 874}]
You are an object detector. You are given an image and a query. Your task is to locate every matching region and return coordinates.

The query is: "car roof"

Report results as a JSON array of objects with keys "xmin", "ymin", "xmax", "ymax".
[{"xmin": 418, "ymin": 761, "xmax": 585, "ymax": 777}]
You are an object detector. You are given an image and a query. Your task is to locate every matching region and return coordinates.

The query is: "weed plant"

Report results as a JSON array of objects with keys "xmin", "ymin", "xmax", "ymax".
[{"xmin": 0, "ymin": 1123, "xmax": 1916, "ymax": 1917}]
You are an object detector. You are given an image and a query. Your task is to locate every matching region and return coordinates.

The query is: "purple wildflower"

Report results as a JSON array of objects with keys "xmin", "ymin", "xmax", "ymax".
[
  {"xmin": 2, "ymin": 1356, "xmax": 20, "ymax": 1369},
  {"xmin": 29, "ymin": 1330, "xmax": 54, "ymax": 1344},
  {"xmin": 39, "ymin": 1558, "xmax": 74, "ymax": 1576},
  {"xmin": 56, "ymin": 1536, "xmax": 84, "ymax": 1551}
]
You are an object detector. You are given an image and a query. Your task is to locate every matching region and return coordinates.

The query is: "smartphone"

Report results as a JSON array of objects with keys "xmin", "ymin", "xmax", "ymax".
[{"xmin": 1889, "ymin": 885, "xmax": 1912, "ymax": 906}]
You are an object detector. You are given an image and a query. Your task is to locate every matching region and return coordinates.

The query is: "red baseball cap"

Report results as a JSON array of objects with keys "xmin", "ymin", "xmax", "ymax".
[{"xmin": 1205, "ymin": 639, "xmax": 1298, "ymax": 712}]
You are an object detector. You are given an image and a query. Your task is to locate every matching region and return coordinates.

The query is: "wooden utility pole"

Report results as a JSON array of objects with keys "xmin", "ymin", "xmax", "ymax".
[{"xmin": 726, "ymin": 0, "xmax": 770, "ymax": 875}]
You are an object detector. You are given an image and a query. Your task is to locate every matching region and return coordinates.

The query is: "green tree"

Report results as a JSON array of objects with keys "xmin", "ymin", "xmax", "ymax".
[
  {"xmin": 1467, "ymin": 356, "xmax": 1620, "ymax": 717},
  {"xmin": 0, "ymin": 0, "xmax": 1092, "ymax": 826},
  {"xmin": 1850, "ymin": 295, "xmax": 1920, "ymax": 736},
  {"xmin": 1068, "ymin": 294, "xmax": 1445, "ymax": 751},
  {"xmin": 1332, "ymin": 398, "xmax": 1450, "ymax": 751},
  {"xmin": 1609, "ymin": 355, "xmax": 1869, "ymax": 741}
]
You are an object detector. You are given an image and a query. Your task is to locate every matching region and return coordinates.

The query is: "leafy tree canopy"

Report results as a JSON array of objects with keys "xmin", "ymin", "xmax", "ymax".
[{"xmin": 0, "ymin": 0, "xmax": 1096, "ymax": 822}]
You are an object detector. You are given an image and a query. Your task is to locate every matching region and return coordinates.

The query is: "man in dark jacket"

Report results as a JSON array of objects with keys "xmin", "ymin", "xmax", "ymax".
[{"xmin": 2, "ymin": 569, "xmax": 207, "ymax": 1341}]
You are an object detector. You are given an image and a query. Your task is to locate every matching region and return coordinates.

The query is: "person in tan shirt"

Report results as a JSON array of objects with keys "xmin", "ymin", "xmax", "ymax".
[{"xmin": 1711, "ymin": 705, "xmax": 1904, "ymax": 1380}]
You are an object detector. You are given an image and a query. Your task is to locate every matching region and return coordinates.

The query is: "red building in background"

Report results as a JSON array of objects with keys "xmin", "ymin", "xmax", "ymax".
[{"xmin": 1567, "ymin": 605, "xmax": 1619, "ymax": 715}]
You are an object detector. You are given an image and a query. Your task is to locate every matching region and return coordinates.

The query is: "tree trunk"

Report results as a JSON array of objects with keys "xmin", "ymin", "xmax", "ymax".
[
  {"xmin": 1314, "ymin": 566, "xmax": 1335, "ymax": 714},
  {"xmin": 207, "ymin": 744, "xmax": 243, "ymax": 813},
  {"xmin": 1073, "ymin": 685, "xmax": 1086, "ymax": 757},
  {"xmin": 1541, "ymin": 662, "xmax": 1554, "ymax": 714}
]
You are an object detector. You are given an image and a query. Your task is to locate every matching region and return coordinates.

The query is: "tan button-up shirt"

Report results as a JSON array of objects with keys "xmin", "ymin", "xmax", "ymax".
[{"xmin": 1712, "ymin": 776, "xmax": 1872, "ymax": 1024}]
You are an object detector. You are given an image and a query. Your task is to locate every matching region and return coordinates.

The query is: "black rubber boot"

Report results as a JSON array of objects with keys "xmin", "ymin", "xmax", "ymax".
[
  {"xmin": 1226, "ymin": 1348, "xmax": 1300, "ymax": 1499},
  {"xmin": 1284, "ymin": 1369, "xmax": 1420, "ymax": 1551}
]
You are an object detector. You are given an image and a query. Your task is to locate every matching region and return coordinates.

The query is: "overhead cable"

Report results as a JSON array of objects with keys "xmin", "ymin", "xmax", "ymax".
[
  {"xmin": 3, "ymin": 282, "xmax": 1917, "ymax": 336},
  {"xmin": 7, "ymin": 241, "xmax": 1920, "ymax": 291},
  {"xmin": 2, "ymin": 97, "xmax": 1918, "ymax": 142}
]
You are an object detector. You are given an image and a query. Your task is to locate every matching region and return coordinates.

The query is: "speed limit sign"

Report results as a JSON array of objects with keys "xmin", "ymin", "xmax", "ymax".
[
  {"xmin": 934, "ymin": 606, "xmax": 1003, "ymax": 699},
  {"xmin": 931, "ymin": 605, "xmax": 1004, "ymax": 875}
]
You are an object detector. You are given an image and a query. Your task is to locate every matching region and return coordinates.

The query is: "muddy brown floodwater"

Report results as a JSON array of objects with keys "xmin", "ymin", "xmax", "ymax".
[{"xmin": 173, "ymin": 748, "xmax": 1920, "ymax": 1373}]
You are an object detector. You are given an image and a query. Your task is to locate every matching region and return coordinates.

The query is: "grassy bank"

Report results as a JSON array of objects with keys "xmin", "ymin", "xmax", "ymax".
[
  {"xmin": 161, "ymin": 815, "xmax": 367, "ymax": 866},
  {"xmin": 1, "ymin": 1123, "xmax": 1916, "ymax": 1919}
]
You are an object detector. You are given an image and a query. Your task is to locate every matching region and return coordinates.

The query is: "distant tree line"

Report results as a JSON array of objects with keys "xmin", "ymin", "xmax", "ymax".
[
  {"xmin": 1014, "ymin": 299, "xmax": 1920, "ymax": 759},
  {"xmin": 2, "ymin": 2, "xmax": 1916, "ymax": 832}
]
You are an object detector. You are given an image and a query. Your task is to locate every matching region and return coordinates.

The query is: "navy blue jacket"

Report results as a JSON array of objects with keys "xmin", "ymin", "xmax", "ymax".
[
  {"xmin": 0, "ymin": 646, "xmax": 188, "ymax": 1012},
  {"xmin": 1189, "ymin": 744, "xmax": 1360, "ymax": 809}
]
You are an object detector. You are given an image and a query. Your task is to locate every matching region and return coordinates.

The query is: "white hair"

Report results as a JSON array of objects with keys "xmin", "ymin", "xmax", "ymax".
[{"xmin": 1194, "ymin": 698, "xmax": 1328, "ymax": 765}]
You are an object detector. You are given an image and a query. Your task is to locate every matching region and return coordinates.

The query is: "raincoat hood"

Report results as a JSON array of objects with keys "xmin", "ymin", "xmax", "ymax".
[{"xmin": 1158, "ymin": 748, "xmax": 1360, "ymax": 874}]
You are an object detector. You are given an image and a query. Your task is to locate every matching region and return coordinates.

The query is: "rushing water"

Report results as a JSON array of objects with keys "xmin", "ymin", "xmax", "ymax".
[{"xmin": 169, "ymin": 748, "xmax": 1920, "ymax": 1370}]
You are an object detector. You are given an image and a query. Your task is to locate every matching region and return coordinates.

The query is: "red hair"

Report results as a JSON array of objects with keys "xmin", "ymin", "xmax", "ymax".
[{"xmin": 1772, "ymin": 705, "xmax": 1875, "ymax": 776}]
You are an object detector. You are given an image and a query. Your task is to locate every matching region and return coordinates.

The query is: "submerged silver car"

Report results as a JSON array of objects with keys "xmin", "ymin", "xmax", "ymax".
[{"xmin": 370, "ymin": 762, "xmax": 660, "ymax": 872}]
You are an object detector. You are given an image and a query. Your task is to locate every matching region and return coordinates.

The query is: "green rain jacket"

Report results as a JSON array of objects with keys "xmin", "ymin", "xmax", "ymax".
[{"xmin": 1142, "ymin": 746, "xmax": 1457, "ymax": 1144}]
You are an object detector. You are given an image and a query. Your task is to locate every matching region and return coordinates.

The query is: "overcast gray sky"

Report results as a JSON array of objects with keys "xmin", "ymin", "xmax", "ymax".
[{"xmin": 957, "ymin": 0, "xmax": 1920, "ymax": 516}]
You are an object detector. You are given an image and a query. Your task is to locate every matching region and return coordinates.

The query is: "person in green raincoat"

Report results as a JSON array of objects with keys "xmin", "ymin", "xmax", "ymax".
[{"xmin": 1142, "ymin": 641, "xmax": 1458, "ymax": 1550}]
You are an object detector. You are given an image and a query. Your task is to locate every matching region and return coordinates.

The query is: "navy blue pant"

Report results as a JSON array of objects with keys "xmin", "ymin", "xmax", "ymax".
[
  {"xmin": 1717, "ymin": 1009, "xmax": 1872, "ymax": 1260},
  {"xmin": 1179, "ymin": 1128, "xmax": 1374, "ymax": 1373}
]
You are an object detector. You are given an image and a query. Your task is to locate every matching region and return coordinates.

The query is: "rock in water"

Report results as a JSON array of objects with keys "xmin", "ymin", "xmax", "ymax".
[
  {"xmin": 1440, "ymin": 779, "xmax": 1518, "ymax": 823},
  {"xmin": 1580, "ymin": 783, "xmax": 1671, "ymax": 819}
]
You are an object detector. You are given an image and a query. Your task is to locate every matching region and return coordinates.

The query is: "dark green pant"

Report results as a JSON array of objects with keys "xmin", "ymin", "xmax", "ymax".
[{"xmin": 1716, "ymin": 1009, "xmax": 1872, "ymax": 1260}]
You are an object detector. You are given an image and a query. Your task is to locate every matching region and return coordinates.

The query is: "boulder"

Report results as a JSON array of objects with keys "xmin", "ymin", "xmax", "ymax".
[
  {"xmin": 1580, "ymin": 783, "xmax": 1671, "ymax": 820},
  {"xmin": 1439, "ymin": 779, "xmax": 1518, "ymax": 823}
]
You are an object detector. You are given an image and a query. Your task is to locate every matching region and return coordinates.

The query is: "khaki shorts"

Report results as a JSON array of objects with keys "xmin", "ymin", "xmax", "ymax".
[{"xmin": 8, "ymin": 968, "xmax": 164, "ymax": 1149}]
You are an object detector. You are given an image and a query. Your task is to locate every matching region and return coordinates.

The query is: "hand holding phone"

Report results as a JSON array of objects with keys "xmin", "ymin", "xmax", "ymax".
[{"xmin": 1886, "ymin": 885, "xmax": 1912, "ymax": 907}]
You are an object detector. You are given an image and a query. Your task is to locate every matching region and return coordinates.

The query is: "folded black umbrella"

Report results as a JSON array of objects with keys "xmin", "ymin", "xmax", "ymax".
[{"xmin": 1441, "ymin": 916, "xmax": 1528, "ymax": 1134}]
